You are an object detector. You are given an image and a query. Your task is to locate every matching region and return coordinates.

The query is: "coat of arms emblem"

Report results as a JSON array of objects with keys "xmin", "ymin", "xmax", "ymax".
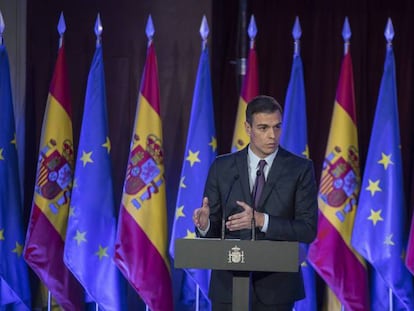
[
  {"xmin": 319, "ymin": 145, "xmax": 359, "ymax": 222},
  {"xmin": 124, "ymin": 134, "xmax": 164, "ymax": 209},
  {"xmin": 228, "ymin": 245, "xmax": 245, "ymax": 264},
  {"xmin": 35, "ymin": 139, "xmax": 74, "ymax": 214}
]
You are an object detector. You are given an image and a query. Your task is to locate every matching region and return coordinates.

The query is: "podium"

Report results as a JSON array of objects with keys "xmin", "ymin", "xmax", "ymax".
[{"xmin": 174, "ymin": 238, "xmax": 299, "ymax": 311}]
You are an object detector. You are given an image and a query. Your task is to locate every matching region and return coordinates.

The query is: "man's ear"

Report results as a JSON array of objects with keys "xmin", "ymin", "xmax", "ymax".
[{"xmin": 244, "ymin": 121, "xmax": 251, "ymax": 135}]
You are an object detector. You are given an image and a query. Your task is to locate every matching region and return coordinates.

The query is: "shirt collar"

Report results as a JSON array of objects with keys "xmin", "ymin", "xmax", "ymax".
[{"xmin": 247, "ymin": 145, "xmax": 278, "ymax": 169}]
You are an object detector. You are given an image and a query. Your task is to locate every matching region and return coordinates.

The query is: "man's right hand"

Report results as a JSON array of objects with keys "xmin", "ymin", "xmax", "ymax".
[{"xmin": 193, "ymin": 197, "xmax": 210, "ymax": 231}]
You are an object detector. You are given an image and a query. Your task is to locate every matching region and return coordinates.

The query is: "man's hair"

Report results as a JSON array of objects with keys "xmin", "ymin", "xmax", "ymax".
[{"xmin": 245, "ymin": 95, "xmax": 283, "ymax": 125}]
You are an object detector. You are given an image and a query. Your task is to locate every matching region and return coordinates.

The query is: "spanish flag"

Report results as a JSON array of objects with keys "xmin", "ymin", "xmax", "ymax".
[
  {"xmin": 23, "ymin": 44, "xmax": 83, "ymax": 310},
  {"xmin": 114, "ymin": 18, "xmax": 173, "ymax": 311},
  {"xmin": 308, "ymin": 50, "xmax": 369, "ymax": 310},
  {"xmin": 231, "ymin": 36, "xmax": 258, "ymax": 152}
]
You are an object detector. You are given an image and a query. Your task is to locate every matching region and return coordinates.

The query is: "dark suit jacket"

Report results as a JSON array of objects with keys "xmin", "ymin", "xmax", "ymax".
[{"xmin": 203, "ymin": 146, "xmax": 318, "ymax": 305}]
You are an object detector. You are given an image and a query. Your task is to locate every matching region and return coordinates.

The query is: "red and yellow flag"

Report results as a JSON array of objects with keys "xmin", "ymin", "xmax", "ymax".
[
  {"xmin": 114, "ymin": 41, "xmax": 173, "ymax": 310},
  {"xmin": 308, "ymin": 51, "xmax": 369, "ymax": 310},
  {"xmin": 23, "ymin": 45, "xmax": 83, "ymax": 311},
  {"xmin": 231, "ymin": 43, "xmax": 259, "ymax": 152}
]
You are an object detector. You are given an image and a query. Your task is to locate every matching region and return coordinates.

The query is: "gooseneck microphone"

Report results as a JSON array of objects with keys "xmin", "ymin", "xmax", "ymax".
[
  {"xmin": 221, "ymin": 174, "xmax": 239, "ymax": 240},
  {"xmin": 251, "ymin": 169, "xmax": 261, "ymax": 241}
]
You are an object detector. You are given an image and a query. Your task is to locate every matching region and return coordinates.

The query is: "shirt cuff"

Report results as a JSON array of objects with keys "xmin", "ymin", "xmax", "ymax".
[
  {"xmin": 260, "ymin": 213, "xmax": 269, "ymax": 232},
  {"xmin": 197, "ymin": 219, "xmax": 210, "ymax": 236}
]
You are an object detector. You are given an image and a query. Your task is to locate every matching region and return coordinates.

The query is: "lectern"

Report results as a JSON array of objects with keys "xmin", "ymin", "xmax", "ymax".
[{"xmin": 174, "ymin": 238, "xmax": 299, "ymax": 311}]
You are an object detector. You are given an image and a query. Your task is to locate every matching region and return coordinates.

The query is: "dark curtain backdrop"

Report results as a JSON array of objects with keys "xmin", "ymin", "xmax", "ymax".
[
  {"xmin": 213, "ymin": 0, "xmax": 414, "ymax": 198},
  {"xmin": 25, "ymin": 0, "xmax": 414, "ymax": 309}
]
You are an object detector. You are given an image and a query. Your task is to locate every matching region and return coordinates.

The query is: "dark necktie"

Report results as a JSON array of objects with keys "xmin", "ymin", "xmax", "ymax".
[{"xmin": 253, "ymin": 159, "xmax": 266, "ymax": 209}]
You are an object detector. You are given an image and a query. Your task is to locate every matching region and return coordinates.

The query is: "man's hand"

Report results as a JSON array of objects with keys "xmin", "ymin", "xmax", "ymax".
[
  {"xmin": 226, "ymin": 201, "xmax": 264, "ymax": 231},
  {"xmin": 193, "ymin": 197, "xmax": 210, "ymax": 231}
]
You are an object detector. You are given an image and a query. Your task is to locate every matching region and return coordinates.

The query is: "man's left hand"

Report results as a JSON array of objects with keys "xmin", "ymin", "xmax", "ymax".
[{"xmin": 226, "ymin": 201, "xmax": 264, "ymax": 231}]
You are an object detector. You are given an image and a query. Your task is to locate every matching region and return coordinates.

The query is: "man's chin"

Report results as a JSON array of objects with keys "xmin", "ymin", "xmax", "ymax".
[
  {"xmin": 261, "ymin": 147, "xmax": 276, "ymax": 156},
  {"xmin": 265, "ymin": 145, "xmax": 277, "ymax": 152}
]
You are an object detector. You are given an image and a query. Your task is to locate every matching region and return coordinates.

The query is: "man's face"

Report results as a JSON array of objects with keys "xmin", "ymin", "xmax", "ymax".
[{"xmin": 245, "ymin": 111, "xmax": 282, "ymax": 158}]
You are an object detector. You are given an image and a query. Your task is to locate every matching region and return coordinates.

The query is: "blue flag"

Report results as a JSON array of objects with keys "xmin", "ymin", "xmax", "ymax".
[
  {"xmin": 280, "ymin": 54, "xmax": 308, "ymax": 159},
  {"xmin": 351, "ymin": 43, "xmax": 414, "ymax": 309},
  {"xmin": 169, "ymin": 45, "xmax": 216, "ymax": 310},
  {"xmin": 0, "ymin": 44, "xmax": 31, "ymax": 310},
  {"xmin": 280, "ymin": 52, "xmax": 316, "ymax": 311},
  {"xmin": 63, "ymin": 45, "xmax": 125, "ymax": 311}
]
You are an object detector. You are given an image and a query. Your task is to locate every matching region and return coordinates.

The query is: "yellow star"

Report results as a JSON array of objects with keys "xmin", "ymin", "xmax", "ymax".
[
  {"xmin": 186, "ymin": 150, "xmax": 201, "ymax": 167},
  {"xmin": 74, "ymin": 230, "xmax": 87, "ymax": 245},
  {"xmin": 11, "ymin": 133, "xmax": 17, "ymax": 146},
  {"xmin": 0, "ymin": 229, "xmax": 4, "ymax": 240},
  {"xmin": 378, "ymin": 153, "xmax": 393, "ymax": 170},
  {"xmin": 368, "ymin": 209, "xmax": 384, "ymax": 226},
  {"xmin": 384, "ymin": 234, "xmax": 395, "ymax": 246},
  {"xmin": 95, "ymin": 245, "xmax": 109, "ymax": 260},
  {"xmin": 80, "ymin": 151, "xmax": 93, "ymax": 167},
  {"xmin": 366, "ymin": 179, "xmax": 382, "ymax": 196},
  {"xmin": 12, "ymin": 242, "xmax": 23, "ymax": 256},
  {"xmin": 185, "ymin": 230, "xmax": 196, "ymax": 239},
  {"xmin": 175, "ymin": 206, "xmax": 185, "ymax": 219},
  {"xmin": 73, "ymin": 178, "xmax": 78, "ymax": 189},
  {"xmin": 0, "ymin": 148, "xmax": 4, "ymax": 160},
  {"xmin": 180, "ymin": 176, "xmax": 187, "ymax": 189},
  {"xmin": 102, "ymin": 137, "xmax": 111, "ymax": 154},
  {"xmin": 301, "ymin": 260, "xmax": 308, "ymax": 267},
  {"xmin": 302, "ymin": 145, "xmax": 310, "ymax": 159},
  {"xmin": 209, "ymin": 137, "xmax": 217, "ymax": 152}
]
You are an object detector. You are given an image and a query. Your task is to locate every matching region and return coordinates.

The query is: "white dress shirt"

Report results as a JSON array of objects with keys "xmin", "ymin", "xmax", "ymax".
[{"xmin": 247, "ymin": 146, "xmax": 278, "ymax": 232}]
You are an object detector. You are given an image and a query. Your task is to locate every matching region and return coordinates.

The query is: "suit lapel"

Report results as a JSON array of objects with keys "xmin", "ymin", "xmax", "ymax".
[
  {"xmin": 235, "ymin": 148, "xmax": 252, "ymax": 205},
  {"xmin": 258, "ymin": 148, "xmax": 289, "ymax": 210}
]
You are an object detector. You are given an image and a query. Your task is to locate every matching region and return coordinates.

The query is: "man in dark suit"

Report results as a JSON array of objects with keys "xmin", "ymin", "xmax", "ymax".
[{"xmin": 193, "ymin": 95, "xmax": 318, "ymax": 311}]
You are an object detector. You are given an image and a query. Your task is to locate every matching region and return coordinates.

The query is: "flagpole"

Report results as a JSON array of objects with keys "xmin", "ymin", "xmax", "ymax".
[
  {"xmin": 57, "ymin": 12, "xmax": 65, "ymax": 49},
  {"xmin": 195, "ymin": 16, "xmax": 209, "ymax": 311},
  {"xmin": 47, "ymin": 291, "xmax": 51, "ymax": 311},
  {"xmin": 89, "ymin": 14, "xmax": 103, "ymax": 311},
  {"xmin": 386, "ymin": 20, "xmax": 394, "ymax": 311},
  {"xmin": 338, "ymin": 18, "xmax": 352, "ymax": 311},
  {"xmin": 196, "ymin": 284, "xmax": 200, "ymax": 311},
  {"xmin": 236, "ymin": 0, "xmax": 247, "ymax": 85},
  {"xmin": 47, "ymin": 12, "xmax": 66, "ymax": 311},
  {"xmin": 0, "ymin": 11, "xmax": 3, "ymax": 45},
  {"xmin": 50, "ymin": 12, "xmax": 58, "ymax": 310},
  {"xmin": 194, "ymin": 17, "xmax": 210, "ymax": 311}
]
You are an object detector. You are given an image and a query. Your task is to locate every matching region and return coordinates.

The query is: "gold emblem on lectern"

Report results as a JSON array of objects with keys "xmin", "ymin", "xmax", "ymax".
[{"xmin": 228, "ymin": 245, "xmax": 245, "ymax": 264}]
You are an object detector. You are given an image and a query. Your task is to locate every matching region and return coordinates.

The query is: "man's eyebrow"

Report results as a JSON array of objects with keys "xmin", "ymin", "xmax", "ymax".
[{"xmin": 256, "ymin": 122, "xmax": 282, "ymax": 126}]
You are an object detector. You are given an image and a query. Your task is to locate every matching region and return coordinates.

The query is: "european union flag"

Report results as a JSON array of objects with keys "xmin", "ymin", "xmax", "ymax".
[
  {"xmin": 351, "ymin": 33, "xmax": 414, "ymax": 310},
  {"xmin": 280, "ymin": 52, "xmax": 308, "ymax": 159},
  {"xmin": 280, "ymin": 31, "xmax": 316, "ymax": 311},
  {"xmin": 63, "ymin": 43, "xmax": 125, "ymax": 310},
  {"xmin": 0, "ymin": 39, "xmax": 31, "ymax": 311},
  {"xmin": 169, "ymin": 22, "xmax": 216, "ymax": 310}
]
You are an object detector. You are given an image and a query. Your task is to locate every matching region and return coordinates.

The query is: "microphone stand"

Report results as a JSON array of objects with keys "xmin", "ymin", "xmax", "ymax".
[
  {"xmin": 251, "ymin": 213, "xmax": 256, "ymax": 241},
  {"xmin": 221, "ymin": 212, "xmax": 226, "ymax": 240}
]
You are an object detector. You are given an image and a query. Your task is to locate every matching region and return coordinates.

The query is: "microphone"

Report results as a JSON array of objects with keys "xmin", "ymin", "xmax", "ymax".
[
  {"xmin": 251, "ymin": 169, "xmax": 261, "ymax": 241},
  {"xmin": 221, "ymin": 174, "xmax": 239, "ymax": 240}
]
